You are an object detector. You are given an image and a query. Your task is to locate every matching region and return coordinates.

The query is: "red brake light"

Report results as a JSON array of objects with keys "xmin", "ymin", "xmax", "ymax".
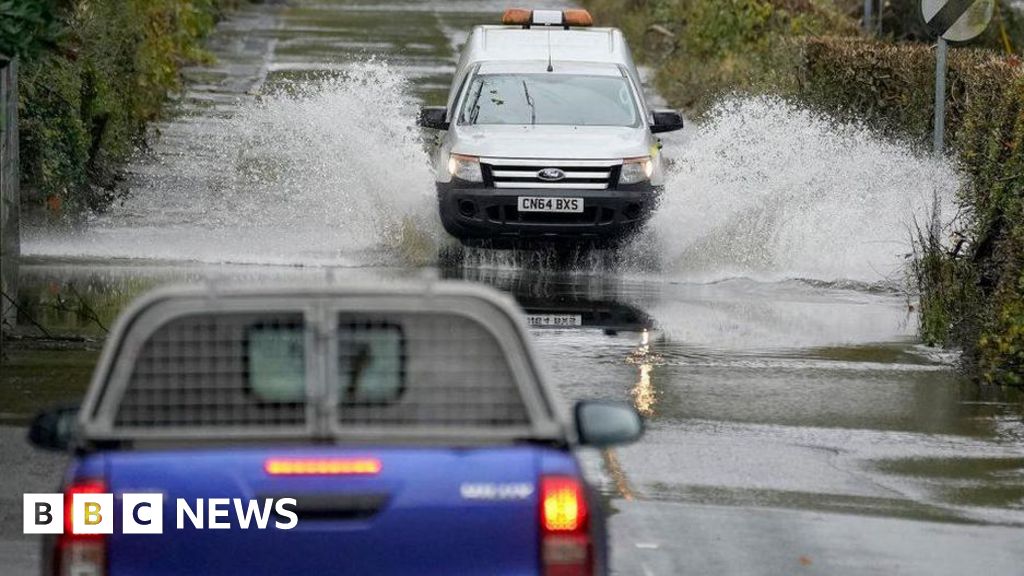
[
  {"xmin": 63, "ymin": 480, "xmax": 106, "ymax": 539},
  {"xmin": 542, "ymin": 477, "xmax": 585, "ymax": 532},
  {"xmin": 540, "ymin": 476, "xmax": 593, "ymax": 576},
  {"xmin": 56, "ymin": 479, "xmax": 108, "ymax": 576},
  {"xmin": 264, "ymin": 458, "xmax": 382, "ymax": 476}
]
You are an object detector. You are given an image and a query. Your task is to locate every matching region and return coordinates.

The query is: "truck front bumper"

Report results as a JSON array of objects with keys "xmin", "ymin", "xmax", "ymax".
[{"xmin": 437, "ymin": 183, "xmax": 659, "ymax": 245}]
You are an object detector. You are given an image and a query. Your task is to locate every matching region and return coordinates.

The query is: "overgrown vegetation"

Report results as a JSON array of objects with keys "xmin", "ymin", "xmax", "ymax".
[
  {"xmin": 800, "ymin": 39, "xmax": 1024, "ymax": 385},
  {"xmin": 583, "ymin": 0, "xmax": 1024, "ymax": 385},
  {"xmin": 584, "ymin": 0, "xmax": 858, "ymax": 114},
  {"xmin": 0, "ymin": 0, "xmax": 61, "ymax": 60},
  {"xmin": 9, "ymin": 0, "xmax": 240, "ymax": 212},
  {"xmin": 833, "ymin": 0, "xmax": 1024, "ymax": 50}
]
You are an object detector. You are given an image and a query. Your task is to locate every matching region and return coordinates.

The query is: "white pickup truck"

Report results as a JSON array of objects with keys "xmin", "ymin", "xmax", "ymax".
[{"xmin": 419, "ymin": 8, "xmax": 685, "ymax": 248}]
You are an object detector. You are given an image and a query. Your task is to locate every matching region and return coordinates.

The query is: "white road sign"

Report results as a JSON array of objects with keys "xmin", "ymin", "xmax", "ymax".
[{"xmin": 922, "ymin": 0, "xmax": 995, "ymax": 42}]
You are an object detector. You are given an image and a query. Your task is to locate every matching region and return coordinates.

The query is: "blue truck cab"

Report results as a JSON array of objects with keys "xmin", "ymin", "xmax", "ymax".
[{"xmin": 29, "ymin": 282, "xmax": 643, "ymax": 576}]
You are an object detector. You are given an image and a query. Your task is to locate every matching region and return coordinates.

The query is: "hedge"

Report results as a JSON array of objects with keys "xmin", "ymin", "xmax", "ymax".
[
  {"xmin": 583, "ymin": 0, "xmax": 1023, "ymax": 117},
  {"xmin": 16, "ymin": 0, "xmax": 241, "ymax": 211},
  {"xmin": 831, "ymin": 0, "xmax": 1024, "ymax": 50},
  {"xmin": 798, "ymin": 38, "xmax": 1024, "ymax": 384},
  {"xmin": 797, "ymin": 38, "xmax": 1022, "ymax": 144},
  {"xmin": 0, "ymin": 1, "xmax": 60, "ymax": 60},
  {"xmin": 583, "ymin": 0, "xmax": 1024, "ymax": 384},
  {"xmin": 583, "ymin": 0, "xmax": 859, "ymax": 114}
]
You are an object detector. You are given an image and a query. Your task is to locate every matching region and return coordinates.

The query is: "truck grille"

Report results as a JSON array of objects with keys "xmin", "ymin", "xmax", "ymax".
[{"xmin": 483, "ymin": 158, "xmax": 619, "ymax": 190}]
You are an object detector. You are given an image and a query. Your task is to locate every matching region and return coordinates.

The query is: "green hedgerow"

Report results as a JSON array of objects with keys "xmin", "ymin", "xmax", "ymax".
[
  {"xmin": 584, "ymin": 0, "xmax": 858, "ymax": 113},
  {"xmin": 0, "ymin": 0, "xmax": 61, "ymax": 60},
  {"xmin": 18, "ymin": 0, "xmax": 237, "ymax": 211},
  {"xmin": 582, "ymin": 1, "xmax": 1024, "ymax": 385},
  {"xmin": 752, "ymin": 37, "xmax": 1024, "ymax": 385}
]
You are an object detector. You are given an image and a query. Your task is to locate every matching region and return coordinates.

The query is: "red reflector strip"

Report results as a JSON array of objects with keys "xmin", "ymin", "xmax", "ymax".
[{"xmin": 264, "ymin": 458, "xmax": 382, "ymax": 476}]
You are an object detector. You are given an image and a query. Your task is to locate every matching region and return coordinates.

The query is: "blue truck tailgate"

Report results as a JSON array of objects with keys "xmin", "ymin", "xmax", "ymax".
[{"xmin": 105, "ymin": 446, "xmax": 544, "ymax": 576}]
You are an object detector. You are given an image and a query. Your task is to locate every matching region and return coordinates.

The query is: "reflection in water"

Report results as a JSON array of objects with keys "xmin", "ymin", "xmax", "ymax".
[
  {"xmin": 627, "ymin": 329, "xmax": 663, "ymax": 417},
  {"xmin": 448, "ymin": 265, "xmax": 656, "ymax": 333},
  {"xmin": 602, "ymin": 449, "xmax": 635, "ymax": 501},
  {"xmin": 632, "ymin": 364, "xmax": 655, "ymax": 417},
  {"xmin": 9, "ymin": 262, "xmax": 1024, "ymax": 526}
]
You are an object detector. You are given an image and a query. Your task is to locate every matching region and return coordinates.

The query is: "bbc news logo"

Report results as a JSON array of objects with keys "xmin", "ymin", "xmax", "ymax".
[{"xmin": 24, "ymin": 494, "xmax": 298, "ymax": 534}]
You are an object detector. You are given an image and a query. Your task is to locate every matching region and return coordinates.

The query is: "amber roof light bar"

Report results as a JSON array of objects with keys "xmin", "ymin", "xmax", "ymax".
[{"xmin": 501, "ymin": 8, "xmax": 594, "ymax": 28}]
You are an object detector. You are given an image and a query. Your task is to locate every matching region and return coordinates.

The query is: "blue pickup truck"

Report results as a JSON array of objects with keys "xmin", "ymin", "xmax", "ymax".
[{"xmin": 29, "ymin": 282, "xmax": 642, "ymax": 576}]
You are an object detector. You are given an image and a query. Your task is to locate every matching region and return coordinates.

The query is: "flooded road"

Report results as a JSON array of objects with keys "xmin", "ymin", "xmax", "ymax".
[{"xmin": 4, "ymin": 0, "xmax": 1024, "ymax": 574}]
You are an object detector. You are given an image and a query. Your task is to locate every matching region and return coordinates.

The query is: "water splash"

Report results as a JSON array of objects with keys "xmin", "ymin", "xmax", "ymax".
[
  {"xmin": 26, "ymin": 80, "xmax": 962, "ymax": 287},
  {"xmin": 636, "ymin": 96, "xmax": 962, "ymax": 286},
  {"xmin": 25, "ymin": 62, "xmax": 440, "ymax": 266}
]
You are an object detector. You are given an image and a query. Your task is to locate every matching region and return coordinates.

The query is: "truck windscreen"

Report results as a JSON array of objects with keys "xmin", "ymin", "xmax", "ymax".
[{"xmin": 458, "ymin": 74, "xmax": 640, "ymax": 127}]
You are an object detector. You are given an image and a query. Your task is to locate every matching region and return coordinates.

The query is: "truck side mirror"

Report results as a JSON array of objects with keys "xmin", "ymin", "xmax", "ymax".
[
  {"xmin": 650, "ymin": 109, "xmax": 685, "ymax": 134},
  {"xmin": 28, "ymin": 405, "xmax": 79, "ymax": 452},
  {"xmin": 574, "ymin": 401, "xmax": 643, "ymax": 448},
  {"xmin": 418, "ymin": 106, "xmax": 450, "ymax": 130}
]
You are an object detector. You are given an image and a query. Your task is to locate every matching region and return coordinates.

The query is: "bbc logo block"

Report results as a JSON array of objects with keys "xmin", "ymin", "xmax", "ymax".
[
  {"xmin": 123, "ymin": 494, "xmax": 163, "ymax": 534},
  {"xmin": 24, "ymin": 493, "xmax": 162, "ymax": 535},
  {"xmin": 23, "ymin": 494, "xmax": 63, "ymax": 534},
  {"xmin": 72, "ymin": 493, "xmax": 113, "ymax": 535},
  {"xmin": 25, "ymin": 494, "xmax": 298, "ymax": 534}
]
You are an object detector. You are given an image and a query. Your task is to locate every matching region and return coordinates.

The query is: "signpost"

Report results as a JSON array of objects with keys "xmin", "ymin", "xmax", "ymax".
[
  {"xmin": 921, "ymin": 0, "xmax": 995, "ymax": 153},
  {"xmin": 863, "ymin": 0, "xmax": 884, "ymax": 34}
]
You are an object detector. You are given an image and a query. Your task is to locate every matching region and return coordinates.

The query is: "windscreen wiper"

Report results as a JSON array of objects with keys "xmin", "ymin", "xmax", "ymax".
[
  {"xmin": 522, "ymin": 80, "xmax": 536, "ymax": 125},
  {"xmin": 466, "ymin": 81, "xmax": 485, "ymax": 125}
]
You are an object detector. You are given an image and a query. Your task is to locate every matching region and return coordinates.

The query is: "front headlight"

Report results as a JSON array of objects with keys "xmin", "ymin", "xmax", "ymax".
[
  {"xmin": 620, "ymin": 156, "xmax": 653, "ymax": 185},
  {"xmin": 447, "ymin": 154, "xmax": 483, "ymax": 183}
]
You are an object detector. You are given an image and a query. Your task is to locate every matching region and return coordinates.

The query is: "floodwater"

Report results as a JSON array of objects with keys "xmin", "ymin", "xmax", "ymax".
[{"xmin": 3, "ymin": 1, "xmax": 1023, "ymax": 574}]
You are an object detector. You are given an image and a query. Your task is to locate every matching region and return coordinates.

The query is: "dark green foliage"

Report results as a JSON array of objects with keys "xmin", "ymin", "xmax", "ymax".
[
  {"xmin": 969, "ymin": 74, "xmax": 1024, "ymax": 384},
  {"xmin": 800, "ymin": 39, "xmax": 1024, "ymax": 385},
  {"xmin": 797, "ymin": 38, "xmax": 1020, "ymax": 141},
  {"xmin": 17, "ymin": 0, "xmax": 238, "ymax": 210},
  {"xmin": 18, "ymin": 52, "xmax": 90, "ymax": 206},
  {"xmin": 880, "ymin": 0, "xmax": 1024, "ymax": 53},
  {"xmin": 0, "ymin": 0, "xmax": 61, "ymax": 60},
  {"xmin": 584, "ymin": 0, "xmax": 858, "ymax": 114},
  {"xmin": 829, "ymin": 0, "xmax": 1024, "ymax": 52},
  {"xmin": 583, "ymin": 0, "xmax": 1024, "ymax": 385}
]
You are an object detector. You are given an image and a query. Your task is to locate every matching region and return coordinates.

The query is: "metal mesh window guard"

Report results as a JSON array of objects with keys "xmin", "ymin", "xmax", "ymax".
[
  {"xmin": 112, "ymin": 310, "xmax": 530, "ymax": 430},
  {"xmin": 336, "ymin": 313, "xmax": 529, "ymax": 427},
  {"xmin": 116, "ymin": 313, "xmax": 307, "ymax": 428}
]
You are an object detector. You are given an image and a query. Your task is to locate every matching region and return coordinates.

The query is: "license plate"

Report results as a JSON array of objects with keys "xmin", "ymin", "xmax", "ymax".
[
  {"xmin": 517, "ymin": 197, "xmax": 584, "ymax": 213},
  {"xmin": 526, "ymin": 314, "xmax": 583, "ymax": 328}
]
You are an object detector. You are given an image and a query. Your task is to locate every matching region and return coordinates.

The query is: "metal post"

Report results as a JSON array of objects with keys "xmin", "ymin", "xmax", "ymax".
[
  {"xmin": 0, "ymin": 57, "xmax": 19, "ymax": 344},
  {"xmin": 864, "ymin": 0, "xmax": 874, "ymax": 33},
  {"xmin": 934, "ymin": 37, "xmax": 948, "ymax": 154}
]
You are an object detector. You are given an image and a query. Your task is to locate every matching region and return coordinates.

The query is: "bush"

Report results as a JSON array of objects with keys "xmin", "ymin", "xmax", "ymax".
[
  {"xmin": 0, "ymin": 0, "xmax": 61, "ymax": 60},
  {"xmin": 18, "ymin": 0, "xmax": 238, "ymax": 211},
  {"xmin": 583, "ymin": 0, "xmax": 858, "ymax": 114},
  {"xmin": 797, "ymin": 38, "xmax": 1021, "ymax": 142},
  {"xmin": 582, "ymin": 1, "xmax": 1024, "ymax": 385},
  {"xmin": 828, "ymin": 0, "xmax": 1024, "ymax": 52},
  {"xmin": 771, "ymin": 37, "xmax": 1024, "ymax": 385}
]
